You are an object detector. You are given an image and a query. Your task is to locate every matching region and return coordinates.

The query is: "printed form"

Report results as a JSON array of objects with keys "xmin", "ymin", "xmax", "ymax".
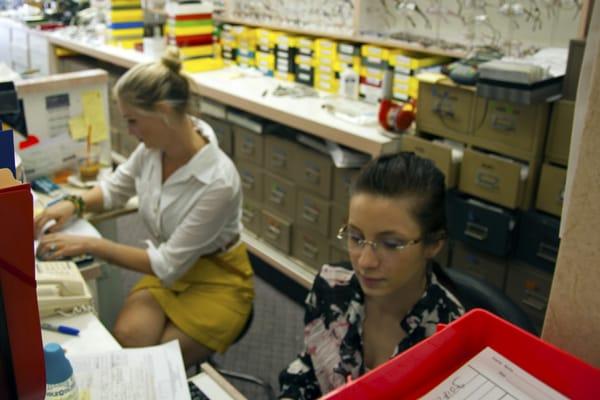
[
  {"xmin": 68, "ymin": 340, "xmax": 190, "ymax": 400},
  {"xmin": 422, "ymin": 347, "xmax": 567, "ymax": 400}
]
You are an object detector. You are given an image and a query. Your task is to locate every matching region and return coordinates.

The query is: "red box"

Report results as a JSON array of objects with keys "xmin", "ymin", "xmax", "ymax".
[{"xmin": 322, "ymin": 309, "xmax": 600, "ymax": 399}]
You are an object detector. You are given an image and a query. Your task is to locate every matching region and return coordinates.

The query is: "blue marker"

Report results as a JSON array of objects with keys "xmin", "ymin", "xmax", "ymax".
[{"xmin": 41, "ymin": 323, "xmax": 80, "ymax": 336}]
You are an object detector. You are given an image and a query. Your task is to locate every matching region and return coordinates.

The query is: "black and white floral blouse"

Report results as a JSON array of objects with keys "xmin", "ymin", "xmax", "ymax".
[{"xmin": 279, "ymin": 262, "xmax": 464, "ymax": 400}]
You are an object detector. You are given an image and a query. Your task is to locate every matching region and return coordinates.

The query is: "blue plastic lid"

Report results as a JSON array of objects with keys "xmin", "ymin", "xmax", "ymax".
[{"xmin": 43, "ymin": 343, "xmax": 73, "ymax": 384}]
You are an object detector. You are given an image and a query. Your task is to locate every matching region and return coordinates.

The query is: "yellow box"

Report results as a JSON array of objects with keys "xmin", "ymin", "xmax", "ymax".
[
  {"xmin": 315, "ymin": 79, "xmax": 340, "ymax": 93},
  {"xmin": 295, "ymin": 54, "xmax": 315, "ymax": 67},
  {"xmin": 275, "ymin": 34, "xmax": 298, "ymax": 49},
  {"xmin": 389, "ymin": 50, "xmax": 451, "ymax": 73},
  {"xmin": 360, "ymin": 45, "xmax": 390, "ymax": 60},
  {"xmin": 108, "ymin": 9, "xmax": 143, "ymax": 22},
  {"xmin": 360, "ymin": 66, "xmax": 387, "ymax": 81},
  {"xmin": 182, "ymin": 57, "xmax": 224, "ymax": 73},
  {"xmin": 545, "ymin": 100, "xmax": 574, "ymax": 166},
  {"xmin": 274, "ymin": 71, "xmax": 295, "ymax": 81},
  {"xmin": 298, "ymin": 37, "xmax": 315, "ymax": 50}
]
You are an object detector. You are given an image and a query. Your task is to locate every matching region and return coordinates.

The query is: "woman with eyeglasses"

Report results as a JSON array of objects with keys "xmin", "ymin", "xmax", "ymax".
[{"xmin": 279, "ymin": 152, "xmax": 464, "ymax": 399}]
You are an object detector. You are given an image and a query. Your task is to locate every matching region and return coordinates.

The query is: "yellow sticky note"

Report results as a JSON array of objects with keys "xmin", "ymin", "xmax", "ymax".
[
  {"xmin": 68, "ymin": 115, "xmax": 88, "ymax": 140},
  {"xmin": 82, "ymin": 90, "xmax": 108, "ymax": 144}
]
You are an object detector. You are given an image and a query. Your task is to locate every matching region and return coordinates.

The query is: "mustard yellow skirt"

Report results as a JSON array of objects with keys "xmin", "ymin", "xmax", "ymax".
[{"xmin": 132, "ymin": 243, "xmax": 255, "ymax": 353}]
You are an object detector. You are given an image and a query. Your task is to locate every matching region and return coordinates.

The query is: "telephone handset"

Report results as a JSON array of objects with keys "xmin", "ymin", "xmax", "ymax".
[{"xmin": 36, "ymin": 261, "xmax": 93, "ymax": 317}]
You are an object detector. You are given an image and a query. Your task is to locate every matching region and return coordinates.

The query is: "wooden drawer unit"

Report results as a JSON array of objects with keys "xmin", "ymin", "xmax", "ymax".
[
  {"xmin": 451, "ymin": 241, "xmax": 508, "ymax": 290},
  {"xmin": 238, "ymin": 162, "xmax": 264, "ymax": 203},
  {"xmin": 264, "ymin": 134, "xmax": 297, "ymax": 180},
  {"xmin": 294, "ymin": 146, "xmax": 333, "ymax": 198},
  {"xmin": 472, "ymin": 99, "xmax": 549, "ymax": 154},
  {"xmin": 401, "ymin": 135, "xmax": 460, "ymax": 188},
  {"xmin": 242, "ymin": 199, "xmax": 262, "ymax": 235},
  {"xmin": 292, "ymin": 227, "xmax": 330, "ymax": 272},
  {"xmin": 264, "ymin": 172, "xmax": 296, "ymax": 219},
  {"xmin": 459, "ymin": 149, "xmax": 527, "ymax": 209},
  {"xmin": 296, "ymin": 190, "xmax": 331, "ymax": 236},
  {"xmin": 203, "ymin": 115, "xmax": 233, "ymax": 156},
  {"xmin": 505, "ymin": 261, "xmax": 553, "ymax": 329},
  {"xmin": 332, "ymin": 167, "xmax": 360, "ymax": 205},
  {"xmin": 535, "ymin": 163, "xmax": 566, "ymax": 217},
  {"xmin": 417, "ymin": 81, "xmax": 474, "ymax": 137},
  {"xmin": 233, "ymin": 126, "xmax": 264, "ymax": 166},
  {"xmin": 330, "ymin": 205, "xmax": 348, "ymax": 241},
  {"xmin": 545, "ymin": 100, "xmax": 574, "ymax": 166}
]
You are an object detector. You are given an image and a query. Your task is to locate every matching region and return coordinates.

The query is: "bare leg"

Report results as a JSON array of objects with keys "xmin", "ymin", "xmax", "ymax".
[
  {"xmin": 161, "ymin": 322, "xmax": 214, "ymax": 367},
  {"xmin": 113, "ymin": 289, "xmax": 167, "ymax": 347}
]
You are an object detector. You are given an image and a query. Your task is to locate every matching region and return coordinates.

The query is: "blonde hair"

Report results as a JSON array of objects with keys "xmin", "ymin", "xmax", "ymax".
[{"xmin": 113, "ymin": 46, "xmax": 197, "ymax": 116}]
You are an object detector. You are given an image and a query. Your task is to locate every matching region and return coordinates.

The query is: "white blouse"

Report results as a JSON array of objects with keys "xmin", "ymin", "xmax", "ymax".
[{"xmin": 99, "ymin": 119, "xmax": 242, "ymax": 286}]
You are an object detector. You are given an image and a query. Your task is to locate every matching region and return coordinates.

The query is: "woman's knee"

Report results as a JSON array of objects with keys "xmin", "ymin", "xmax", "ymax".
[{"xmin": 113, "ymin": 318, "xmax": 151, "ymax": 347}]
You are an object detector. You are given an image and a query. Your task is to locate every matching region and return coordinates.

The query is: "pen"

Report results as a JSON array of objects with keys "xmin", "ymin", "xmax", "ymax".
[{"xmin": 41, "ymin": 323, "xmax": 80, "ymax": 336}]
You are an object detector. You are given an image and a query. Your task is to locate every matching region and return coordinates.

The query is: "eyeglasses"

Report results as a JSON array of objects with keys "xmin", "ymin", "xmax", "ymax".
[{"xmin": 336, "ymin": 224, "xmax": 422, "ymax": 257}]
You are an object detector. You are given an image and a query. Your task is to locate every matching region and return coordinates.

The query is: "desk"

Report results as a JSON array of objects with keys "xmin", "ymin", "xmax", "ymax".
[{"xmin": 42, "ymin": 312, "xmax": 247, "ymax": 400}]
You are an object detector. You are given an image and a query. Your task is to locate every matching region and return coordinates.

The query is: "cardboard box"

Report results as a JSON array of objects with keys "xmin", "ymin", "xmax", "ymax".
[
  {"xmin": 459, "ymin": 149, "xmax": 526, "ymax": 209},
  {"xmin": 233, "ymin": 126, "xmax": 264, "ymax": 166},
  {"xmin": 472, "ymin": 99, "xmax": 549, "ymax": 153},
  {"xmin": 264, "ymin": 172, "xmax": 296, "ymax": 220},
  {"xmin": 293, "ymin": 146, "xmax": 333, "ymax": 198},
  {"xmin": 264, "ymin": 134, "xmax": 298, "ymax": 180},
  {"xmin": 238, "ymin": 162, "xmax": 263, "ymax": 202},
  {"xmin": 545, "ymin": 100, "xmax": 575, "ymax": 166},
  {"xmin": 535, "ymin": 163, "xmax": 566, "ymax": 217},
  {"xmin": 401, "ymin": 135, "xmax": 460, "ymax": 188},
  {"xmin": 296, "ymin": 190, "xmax": 331, "ymax": 236},
  {"xmin": 242, "ymin": 199, "xmax": 262, "ymax": 235},
  {"xmin": 417, "ymin": 81, "xmax": 474, "ymax": 137}
]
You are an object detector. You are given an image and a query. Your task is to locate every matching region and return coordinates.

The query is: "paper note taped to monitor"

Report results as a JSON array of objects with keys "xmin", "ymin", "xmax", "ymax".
[{"xmin": 422, "ymin": 346, "xmax": 567, "ymax": 400}]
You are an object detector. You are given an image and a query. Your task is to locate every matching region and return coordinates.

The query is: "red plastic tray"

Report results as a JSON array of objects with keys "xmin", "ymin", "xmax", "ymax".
[{"xmin": 322, "ymin": 309, "xmax": 600, "ymax": 399}]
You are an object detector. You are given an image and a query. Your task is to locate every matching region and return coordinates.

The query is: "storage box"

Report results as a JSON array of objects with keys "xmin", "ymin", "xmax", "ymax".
[
  {"xmin": 261, "ymin": 210, "xmax": 292, "ymax": 253},
  {"xmin": 264, "ymin": 172, "xmax": 296, "ymax": 220},
  {"xmin": 241, "ymin": 199, "xmax": 262, "ymax": 235},
  {"xmin": 451, "ymin": 241, "xmax": 508, "ymax": 290},
  {"xmin": 233, "ymin": 126, "xmax": 264, "ymax": 166},
  {"xmin": 472, "ymin": 99, "xmax": 549, "ymax": 154},
  {"xmin": 459, "ymin": 149, "xmax": 527, "ymax": 209},
  {"xmin": 202, "ymin": 115, "xmax": 233, "ymax": 156},
  {"xmin": 296, "ymin": 190, "xmax": 331, "ymax": 236},
  {"xmin": 447, "ymin": 190, "xmax": 518, "ymax": 256},
  {"xmin": 417, "ymin": 80, "xmax": 475, "ymax": 137},
  {"xmin": 516, "ymin": 210, "xmax": 560, "ymax": 272},
  {"xmin": 294, "ymin": 146, "xmax": 333, "ymax": 198},
  {"xmin": 536, "ymin": 163, "xmax": 566, "ymax": 217},
  {"xmin": 401, "ymin": 135, "xmax": 460, "ymax": 188},
  {"xmin": 237, "ymin": 162, "xmax": 263, "ymax": 202},
  {"xmin": 322, "ymin": 309, "xmax": 600, "ymax": 399},
  {"xmin": 545, "ymin": 100, "xmax": 575, "ymax": 166},
  {"xmin": 292, "ymin": 226, "xmax": 330, "ymax": 272},
  {"xmin": 332, "ymin": 167, "xmax": 359, "ymax": 205},
  {"xmin": 264, "ymin": 134, "xmax": 297, "ymax": 180}
]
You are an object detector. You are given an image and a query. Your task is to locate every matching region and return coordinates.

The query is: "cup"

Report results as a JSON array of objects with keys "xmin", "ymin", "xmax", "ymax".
[{"xmin": 78, "ymin": 154, "xmax": 100, "ymax": 182}]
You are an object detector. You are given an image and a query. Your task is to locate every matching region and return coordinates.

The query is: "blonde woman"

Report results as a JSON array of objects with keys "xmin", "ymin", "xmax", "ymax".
[{"xmin": 35, "ymin": 48, "xmax": 254, "ymax": 366}]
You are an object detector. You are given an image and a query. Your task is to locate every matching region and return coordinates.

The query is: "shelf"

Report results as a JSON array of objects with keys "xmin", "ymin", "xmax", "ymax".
[
  {"xmin": 241, "ymin": 231, "xmax": 315, "ymax": 289},
  {"xmin": 214, "ymin": 16, "xmax": 466, "ymax": 59}
]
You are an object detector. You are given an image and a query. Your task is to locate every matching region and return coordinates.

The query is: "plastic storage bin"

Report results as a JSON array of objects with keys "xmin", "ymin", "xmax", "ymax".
[{"xmin": 322, "ymin": 309, "xmax": 600, "ymax": 399}]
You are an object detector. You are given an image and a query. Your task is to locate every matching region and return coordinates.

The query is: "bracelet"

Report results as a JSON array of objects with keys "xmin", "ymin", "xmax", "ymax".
[{"xmin": 64, "ymin": 195, "xmax": 86, "ymax": 218}]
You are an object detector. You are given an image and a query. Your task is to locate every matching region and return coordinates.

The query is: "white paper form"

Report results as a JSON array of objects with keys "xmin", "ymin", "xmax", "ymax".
[
  {"xmin": 422, "ymin": 347, "xmax": 567, "ymax": 400},
  {"xmin": 68, "ymin": 340, "xmax": 191, "ymax": 400}
]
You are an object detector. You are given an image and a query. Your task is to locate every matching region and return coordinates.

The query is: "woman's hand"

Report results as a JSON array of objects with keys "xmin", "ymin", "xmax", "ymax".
[
  {"xmin": 37, "ymin": 233, "xmax": 98, "ymax": 260},
  {"xmin": 34, "ymin": 200, "xmax": 76, "ymax": 238}
]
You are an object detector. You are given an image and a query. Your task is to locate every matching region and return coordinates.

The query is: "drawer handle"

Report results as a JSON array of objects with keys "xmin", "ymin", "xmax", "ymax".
[
  {"xmin": 464, "ymin": 221, "xmax": 488, "ymax": 241},
  {"xmin": 241, "ymin": 142, "xmax": 255, "ymax": 154},
  {"xmin": 476, "ymin": 171, "xmax": 499, "ymax": 190},
  {"xmin": 302, "ymin": 207, "xmax": 319, "ymax": 223},
  {"xmin": 522, "ymin": 296, "xmax": 546, "ymax": 312},
  {"xmin": 302, "ymin": 243, "xmax": 318, "ymax": 259},
  {"xmin": 491, "ymin": 115, "xmax": 516, "ymax": 132},
  {"xmin": 271, "ymin": 153, "xmax": 286, "ymax": 168},
  {"xmin": 536, "ymin": 242, "xmax": 558, "ymax": 264},
  {"xmin": 304, "ymin": 168, "xmax": 320, "ymax": 184},
  {"xmin": 242, "ymin": 209, "xmax": 255, "ymax": 222},
  {"xmin": 266, "ymin": 225, "xmax": 281, "ymax": 239}
]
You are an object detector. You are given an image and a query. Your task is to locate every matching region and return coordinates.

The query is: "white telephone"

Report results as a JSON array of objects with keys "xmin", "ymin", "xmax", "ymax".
[{"xmin": 36, "ymin": 261, "xmax": 93, "ymax": 317}]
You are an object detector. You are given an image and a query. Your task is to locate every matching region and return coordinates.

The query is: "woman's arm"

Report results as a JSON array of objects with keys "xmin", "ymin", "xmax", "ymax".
[{"xmin": 38, "ymin": 233, "xmax": 154, "ymax": 275}]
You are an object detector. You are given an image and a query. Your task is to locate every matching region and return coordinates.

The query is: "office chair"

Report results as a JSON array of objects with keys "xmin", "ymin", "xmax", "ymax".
[
  {"xmin": 442, "ymin": 266, "xmax": 537, "ymax": 334},
  {"xmin": 194, "ymin": 306, "xmax": 276, "ymax": 400}
]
